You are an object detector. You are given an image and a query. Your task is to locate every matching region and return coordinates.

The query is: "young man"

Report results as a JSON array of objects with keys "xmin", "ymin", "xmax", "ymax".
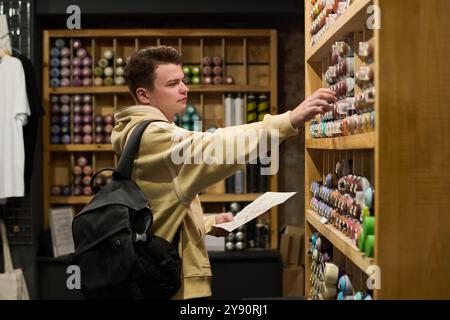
[{"xmin": 111, "ymin": 46, "xmax": 335, "ymax": 300}]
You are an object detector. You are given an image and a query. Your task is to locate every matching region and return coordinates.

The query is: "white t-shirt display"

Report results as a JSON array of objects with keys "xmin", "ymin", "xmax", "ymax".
[{"xmin": 0, "ymin": 55, "xmax": 31, "ymax": 199}]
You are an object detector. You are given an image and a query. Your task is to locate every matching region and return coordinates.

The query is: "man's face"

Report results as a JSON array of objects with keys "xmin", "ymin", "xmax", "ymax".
[{"xmin": 140, "ymin": 63, "xmax": 189, "ymax": 119}]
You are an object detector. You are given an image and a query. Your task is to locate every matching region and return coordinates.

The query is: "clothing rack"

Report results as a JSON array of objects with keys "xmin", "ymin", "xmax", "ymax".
[{"xmin": 0, "ymin": 0, "xmax": 31, "ymax": 59}]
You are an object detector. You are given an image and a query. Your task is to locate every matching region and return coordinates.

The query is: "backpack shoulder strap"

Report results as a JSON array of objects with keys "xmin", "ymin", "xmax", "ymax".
[{"xmin": 114, "ymin": 119, "xmax": 167, "ymax": 180}]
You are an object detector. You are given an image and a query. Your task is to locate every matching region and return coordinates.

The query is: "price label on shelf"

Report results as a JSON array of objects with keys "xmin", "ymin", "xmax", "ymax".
[{"xmin": 320, "ymin": 217, "xmax": 328, "ymax": 225}]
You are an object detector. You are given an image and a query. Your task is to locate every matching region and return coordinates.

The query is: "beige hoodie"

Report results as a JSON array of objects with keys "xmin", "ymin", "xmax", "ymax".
[{"xmin": 111, "ymin": 105, "xmax": 298, "ymax": 299}]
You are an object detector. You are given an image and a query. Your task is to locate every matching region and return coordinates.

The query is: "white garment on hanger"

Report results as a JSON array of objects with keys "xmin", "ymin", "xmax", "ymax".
[{"xmin": 0, "ymin": 55, "xmax": 31, "ymax": 199}]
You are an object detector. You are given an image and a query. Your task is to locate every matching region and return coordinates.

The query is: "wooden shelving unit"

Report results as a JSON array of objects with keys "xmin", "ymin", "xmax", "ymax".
[
  {"xmin": 304, "ymin": 0, "xmax": 450, "ymax": 299},
  {"xmin": 42, "ymin": 29, "xmax": 280, "ymax": 249}
]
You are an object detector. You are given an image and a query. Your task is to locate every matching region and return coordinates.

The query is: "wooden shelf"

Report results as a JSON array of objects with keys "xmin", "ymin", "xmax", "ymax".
[
  {"xmin": 51, "ymin": 193, "xmax": 263, "ymax": 205},
  {"xmin": 306, "ymin": 0, "xmax": 373, "ymax": 62},
  {"xmin": 49, "ymin": 144, "xmax": 113, "ymax": 152},
  {"xmin": 199, "ymin": 193, "xmax": 263, "ymax": 203},
  {"xmin": 306, "ymin": 209, "xmax": 373, "ymax": 274},
  {"xmin": 305, "ymin": 131, "xmax": 375, "ymax": 150},
  {"xmin": 48, "ymin": 85, "xmax": 271, "ymax": 95}
]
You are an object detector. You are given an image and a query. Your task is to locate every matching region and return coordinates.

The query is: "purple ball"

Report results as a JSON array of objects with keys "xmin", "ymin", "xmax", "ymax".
[
  {"xmin": 83, "ymin": 186, "xmax": 92, "ymax": 196},
  {"xmin": 61, "ymin": 186, "xmax": 71, "ymax": 195},
  {"xmin": 73, "ymin": 124, "xmax": 82, "ymax": 134},
  {"xmin": 83, "ymin": 134, "xmax": 93, "ymax": 144},
  {"xmin": 60, "ymin": 58, "xmax": 70, "ymax": 68},
  {"xmin": 51, "ymin": 115, "xmax": 60, "ymax": 123},
  {"xmin": 60, "ymin": 115, "xmax": 70, "ymax": 124},
  {"xmin": 82, "ymin": 78, "xmax": 92, "ymax": 86},
  {"xmin": 60, "ymin": 47, "xmax": 70, "ymax": 57},
  {"xmin": 73, "ymin": 134, "xmax": 82, "ymax": 144},
  {"xmin": 72, "ymin": 77, "xmax": 83, "ymax": 87},
  {"xmin": 60, "ymin": 77, "xmax": 71, "ymax": 87},
  {"xmin": 82, "ymin": 114, "xmax": 92, "ymax": 124},
  {"xmin": 82, "ymin": 104, "xmax": 92, "ymax": 114},
  {"xmin": 73, "ymin": 114, "xmax": 82, "ymax": 125},
  {"xmin": 82, "ymin": 95, "xmax": 92, "ymax": 103},
  {"xmin": 95, "ymin": 115, "xmax": 103, "ymax": 124},
  {"xmin": 82, "ymin": 67, "xmax": 92, "ymax": 77},
  {"xmin": 51, "ymin": 124, "xmax": 61, "ymax": 134},
  {"xmin": 72, "ymin": 67, "xmax": 81, "ymax": 77},
  {"xmin": 83, "ymin": 124, "xmax": 93, "ymax": 134},
  {"xmin": 60, "ymin": 125, "xmax": 70, "ymax": 134},
  {"xmin": 51, "ymin": 104, "xmax": 60, "ymax": 114},
  {"xmin": 76, "ymin": 48, "xmax": 87, "ymax": 58},
  {"xmin": 61, "ymin": 134, "xmax": 71, "ymax": 144},
  {"xmin": 51, "ymin": 185, "xmax": 61, "ymax": 196},
  {"xmin": 51, "ymin": 135, "xmax": 61, "ymax": 144},
  {"xmin": 60, "ymin": 104, "xmax": 70, "ymax": 114},
  {"xmin": 73, "ymin": 95, "xmax": 82, "ymax": 104},
  {"xmin": 103, "ymin": 124, "xmax": 113, "ymax": 134},
  {"xmin": 72, "ymin": 57, "xmax": 81, "ymax": 67},
  {"xmin": 60, "ymin": 94, "xmax": 70, "ymax": 104},
  {"xmin": 60, "ymin": 67, "xmax": 70, "ymax": 78},
  {"xmin": 73, "ymin": 39, "xmax": 82, "ymax": 50},
  {"xmin": 50, "ymin": 96, "xmax": 59, "ymax": 104},
  {"xmin": 82, "ymin": 57, "xmax": 92, "ymax": 67}
]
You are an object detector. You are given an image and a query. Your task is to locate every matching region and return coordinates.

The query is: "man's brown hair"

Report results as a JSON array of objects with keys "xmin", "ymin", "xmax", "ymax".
[{"xmin": 124, "ymin": 46, "xmax": 182, "ymax": 102}]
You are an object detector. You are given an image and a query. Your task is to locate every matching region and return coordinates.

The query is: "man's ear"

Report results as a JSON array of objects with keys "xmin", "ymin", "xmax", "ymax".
[{"xmin": 135, "ymin": 87, "xmax": 151, "ymax": 105}]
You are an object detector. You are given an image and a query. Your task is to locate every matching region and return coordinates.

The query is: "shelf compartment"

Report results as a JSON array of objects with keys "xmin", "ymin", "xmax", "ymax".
[
  {"xmin": 51, "ymin": 193, "xmax": 264, "ymax": 204},
  {"xmin": 306, "ymin": 0, "xmax": 373, "ymax": 62},
  {"xmin": 50, "ymin": 144, "xmax": 113, "ymax": 152},
  {"xmin": 306, "ymin": 131, "xmax": 375, "ymax": 150},
  {"xmin": 306, "ymin": 209, "xmax": 373, "ymax": 274},
  {"xmin": 49, "ymin": 85, "xmax": 271, "ymax": 94}
]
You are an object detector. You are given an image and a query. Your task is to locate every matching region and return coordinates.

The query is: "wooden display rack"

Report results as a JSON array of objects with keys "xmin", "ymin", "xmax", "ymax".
[
  {"xmin": 304, "ymin": 0, "xmax": 450, "ymax": 299},
  {"xmin": 42, "ymin": 29, "xmax": 280, "ymax": 249}
]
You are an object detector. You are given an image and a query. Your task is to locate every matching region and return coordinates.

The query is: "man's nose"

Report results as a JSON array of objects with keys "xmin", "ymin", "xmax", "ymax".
[{"xmin": 180, "ymin": 81, "xmax": 189, "ymax": 93}]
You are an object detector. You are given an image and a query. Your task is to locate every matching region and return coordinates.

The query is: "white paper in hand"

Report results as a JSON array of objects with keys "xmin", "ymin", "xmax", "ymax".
[{"xmin": 214, "ymin": 192, "xmax": 297, "ymax": 232}]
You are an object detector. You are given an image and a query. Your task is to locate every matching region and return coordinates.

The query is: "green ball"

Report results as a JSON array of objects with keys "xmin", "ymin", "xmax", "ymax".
[
  {"xmin": 191, "ymin": 113, "xmax": 201, "ymax": 122},
  {"xmin": 191, "ymin": 66, "xmax": 201, "ymax": 75},
  {"xmin": 191, "ymin": 76, "xmax": 201, "ymax": 85},
  {"xmin": 181, "ymin": 114, "xmax": 191, "ymax": 123},
  {"xmin": 181, "ymin": 123, "xmax": 192, "ymax": 131},
  {"xmin": 94, "ymin": 67, "xmax": 104, "ymax": 77},
  {"xmin": 186, "ymin": 105, "xmax": 196, "ymax": 115},
  {"xmin": 183, "ymin": 66, "xmax": 191, "ymax": 76}
]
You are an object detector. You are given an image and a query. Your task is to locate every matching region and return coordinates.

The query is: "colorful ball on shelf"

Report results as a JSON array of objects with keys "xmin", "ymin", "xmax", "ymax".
[
  {"xmin": 76, "ymin": 48, "xmax": 87, "ymax": 58},
  {"xmin": 182, "ymin": 66, "xmax": 191, "ymax": 76},
  {"xmin": 191, "ymin": 66, "xmax": 201, "ymax": 76},
  {"xmin": 72, "ymin": 77, "xmax": 83, "ymax": 87},
  {"xmin": 213, "ymin": 75, "xmax": 223, "ymax": 85},
  {"xmin": 60, "ymin": 104, "xmax": 70, "ymax": 114},
  {"xmin": 73, "ymin": 185, "xmax": 83, "ymax": 196},
  {"xmin": 72, "ymin": 57, "xmax": 82, "ymax": 67},
  {"xmin": 203, "ymin": 76, "xmax": 212, "ymax": 85},
  {"xmin": 61, "ymin": 186, "xmax": 71, "ymax": 196},
  {"xmin": 95, "ymin": 125, "xmax": 103, "ymax": 134},
  {"xmin": 73, "ymin": 175, "xmax": 83, "ymax": 186},
  {"xmin": 94, "ymin": 77, "xmax": 104, "ymax": 86},
  {"xmin": 60, "ymin": 47, "xmax": 70, "ymax": 58},
  {"xmin": 60, "ymin": 115, "xmax": 70, "ymax": 125},
  {"xmin": 51, "ymin": 104, "xmax": 60, "ymax": 114},
  {"xmin": 115, "ymin": 66, "xmax": 124, "ymax": 76},
  {"xmin": 54, "ymin": 38, "xmax": 66, "ymax": 48},
  {"xmin": 82, "ymin": 67, "xmax": 92, "ymax": 77},
  {"xmin": 73, "ymin": 104, "xmax": 82, "ymax": 113},
  {"xmin": 61, "ymin": 134, "xmax": 71, "ymax": 144},
  {"xmin": 82, "ymin": 124, "xmax": 93, "ymax": 134},
  {"xmin": 95, "ymin": 135, "xmax": 104, "ymax": 144},
  {"xmin": 203, "ymin": 65, "xmax": 212, "ymax": 76},
  {"xmin": 60, "ymin": 78, "xmax": 71, "ymax": 87},
  {"xmin": 51, "ymin": 185, "xmax": 61, "ymax": 196},
  {"xmin": 60, "ymin": 67, "xmax": 70, "ymax": 78},
  {"xmin": 60, "ymin": 58, "xmax": 70, "ymax": 68},
  {"xmin": 103, "ymin": 124, "xmax": 113, "ymax": 134},
  {"xmin": 72, "ymin": 165, "xmax": 82, "ymax": 176},
  {"xmin": 50, "ymin": 58, "xmax": 60, "ymax": 68},
  {"xmin": 116, "ymin": 57, "xmax": 125, "ymax": 66},
  {"xmin": 202, "ymin": 56, "xmax": 212, "ymax": 66},
  {"xmin": 82, "ymin": 165, "xmax": 93, "ymax": 176},
  {"xmin": 60, "ymin": 125, "xmax": 70, "ymax": 134},
  {"xmin": 212, "ymin": 56, "xmax": 222, "ymax": 66},
  {"xmin": 83, "ymin": 95, "xmax": 92, "ymax": 104},
  {"xmin": 94, "ymin": 67, "xmax": 104, "ymax": 77},
  {"xmin": 115, "ymin": 76, "xmax": 125, "ymax": 86},
  {"xmin": 95, "ymin": 115, "xmax": 104, "ymax": 124},
  {"xmin": 72, "ymin": 39, "xmax": 82, "ymax": 50},
  {"xmin": 82, "ymin": 57, "xmax": 92, "ymax": 67},
  {"xmin": 50, "ymin": 48, "xmax": 60, "ymax": 57},
  {"xmin": 225, "ymin": 76, "xmax": 234, "ymax": 85},
  {"xmin": 103, "ymin": 77, "xmax": 114, "ymax": 86},
  {"xmin": 213, "ymin": 65, "xmax": 222, "ymax": 76},
  {"xmin": 51, "ymin": 124, "xmax": 60, "ymax": 135},
  {"xmin": 82, "ymin": 134, "xmax": 93, "ymax": 144},
  {"xmin": 72, "ymin": 95, "xmax": 82, "ymax": 104},
  {"xmin": 77, "ymin": 156, "xmax": 88, "ymax": 167},
  {"xmin": 103, "ymin": 49, "xmax": 114, "ymax": 60},
  {"xmin": 51, "ymin": 115, "xmax": 60, "ymax": 124},
  {"xmin": 103, "ymin": 115, "xmax": 114, "ymax": 124},
  {"xmin": 82, "ymin": 78, "xmax": 92, "ymax": 86},
  {"xmin": 51, "ymin": 135, "xmax": 61, "ymax": 144},
  {"xmin": 83, "ymin": 186, "xmax": 92, "ymax": 196},
  {"xmin": 98, "ymin": 58, "xmax": 108, "ymax": 68},
  {"xmin": 73, "ymin": 134, "xmax": 82, "ymax": 144},
  {"xmin": 50, "ymin": 78, "xmax": 60, "ymax": 87},
  {"xmin": 50, "ymin": 68, "xmax": 60, "ymax": 78},
  {"xmin": 83, "ymin": 114, "xmax": 92, "ymax": 124},
  {"xmin": 82, "ymin": 104, "xmax": 92, "ymax": 114},
  {"xmin": 103, "ymin": 67, "xmax": 114, "ymax": 77},
  {"xmin": 191, "ymin": 76, "xmax": 201, "ymax": 85}
]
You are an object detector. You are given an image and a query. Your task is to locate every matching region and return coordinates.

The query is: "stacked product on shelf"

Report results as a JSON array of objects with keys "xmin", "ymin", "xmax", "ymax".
[
  {"xmin": 73, "ymin": 94, "xmax": 94, "ymax": 144},
  {"xmin": 308, "ymin": 232, "xmax": 373, "ymax": 300},
  {"xmin": 174, "ymin": 104, "xmax": 202, "ymax": 131},
  {"xmin": 246, "ymin": 93, "xmax": 270, "ymax": 193},
  {"xmin": 71, "ymin": 39, "xmax": 93, "ymax": 87},
  {"xmin": 309, "ymin": 0, "xmax": 351, "ymax": 47},
  {"xmin": 93, "ymin": 50, "xmax": 126, "ymax": 86},
  {"xmin": 224, "ymin": 202, "xmax": 268, "ymax": 251},
  {"xmin": 309, "ymin": 159, "xmax": 375, "ymax": 258},
  {"xmin": 310, "ymin": 39, "xmax": 375, "ymax": 139},
  {"xmin": 72, "ymin": 155, "xmax": 93, "ymax": 196},
  {"xmin": 182, "ymin": 65, "xmax": 202, "ymax": 85},
  {"xmin": 94, "ymin": 114, "xmax": 114, "ymax": 144},
  {"xmin": 200, "ymin": 55, "xmax": 234, "ymax": 85},
  {"xmin": 50, "ymin": 94, "xmax": 71, "ymax": 144}
]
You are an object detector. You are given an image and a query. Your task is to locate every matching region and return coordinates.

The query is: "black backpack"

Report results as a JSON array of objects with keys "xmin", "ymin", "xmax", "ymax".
[{"xmin": 71, "ymin": 120, "xmax": 181, "ymax": 300}]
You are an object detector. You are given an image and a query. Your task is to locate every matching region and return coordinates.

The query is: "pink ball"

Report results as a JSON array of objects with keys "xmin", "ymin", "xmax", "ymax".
[
  {"xmin": 82, "ymin": 67, "xmax": 92, "ymax": 77},
  {"xmin": 73, "ymin": 39, "xmax": 82, "ymax": 50},
  {"xmin": 51, "ymin": 186, "xmax": 61, "ymax": 196},
  {"xmin": 82, "ymin": 165, "xmax": 93, "ymax": 176},
  {"xmin": 95, "ymin": 135, "xmax": 104, "ymax": 144},
  {"xmin": 72, "ymin": 67, "xmax": 81, "ymax": 77},
  {"xmin": 82, "ymin": 104, "xmax": 92, "ymax": 114},
  {"xmin": 212, "ymin": 56, "xmax": 222, "ymax": 66},
  {"xmin": 103, "ymin": 115, "xmax": 114, "ymax": 124},
  {"xmin": 82, "ymin": 134, "xmax": 93, "ymax": 144},
  {"xmin": 77, "ymin": 156, "xmax": 88, "ymax": 167},
  {"xmin": 51, "ymin": 104, "xmax": 60, "ymax": 114},
  {"xmin": 60, "ymin": 58, "xmax": 70, "ymax": 68},
  {"xmin": 213, "ymin": 76, "xmax": 223, "ymax": 85},
  {"xmin": 82, "ymin": 124, "xmax": 93, "ymax": 134},
  {"xmin": 203, "ymin": 76, "xmax": 212, "ymax": 85},
  {"xmin": 60, "ymin": 67, "xmax": 70, "ymax": 78},
  {"xmin": 60, "ymin": 104, "xmax": 70, "ymax": 114},
  {"xmin": 225, "ymin": 76, "xmax": 234, "ymax": 84},
  {"xmin": 76, "ymin": 48, "xmax": 87, "ymax": 58},
  {"xmin": 203, "ymin": 66, "xmax": 212, "ymax": 76},
  {"xmin": 103, "ymin": 124, "xmax": 113, "ymax": 134},
  {"xmin": 72, "ymin": 165, "xmax": 82, "ymax": 176},
  {"xmin": 82, "ymin": 57, "xmax": 92, "ymax": 67},
  {"xmin": 83, "ymin": 114, "xmax": 92, "ymax": 124},
  {"xmin": 60, "ymin": 78, "xmax": 71, "ymax": 87},
  {"xmin": 72, "ymin": 57, "xmax": 81, "ymax": 67},
  {"xmin": 60, "ymin": 47, "xmax": 70, "ymax": 57},
  {"xmin": 203, "ymin": 56, "xmax": 212, "ymax": 66},
  {"xmin": 82, "ymin": 176, "xmax": 92, "ymax": 186},
  {"xmin": 72, "ymin": 77, "xmax": 82, "ymax": 87},
  {"xmin": 60, "ymin": 95, "xmax": 70, "ymax": 104},
  {"xmin": 73, "ymin": 95, "xmax": 82, "ymax": 104},
  {"xmin": 73, "ymin": 114, "xmax": 82, "ymax": 125},
  {"xmin": 83, "ymin": 186, "xmax": 92, "ymax": 195},
  {"xmin": 73, "ymin": 175, "xmax": 83, "ymax": 185},
  {"xmin": 213, "ymin": 66, "xmax": 222, "ymax": 76}
]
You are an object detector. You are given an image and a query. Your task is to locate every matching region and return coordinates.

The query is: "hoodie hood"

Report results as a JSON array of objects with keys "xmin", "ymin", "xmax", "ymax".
[{"xmin": 111, "ymin": 105, "xmax": 170, "ymax": 155}]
